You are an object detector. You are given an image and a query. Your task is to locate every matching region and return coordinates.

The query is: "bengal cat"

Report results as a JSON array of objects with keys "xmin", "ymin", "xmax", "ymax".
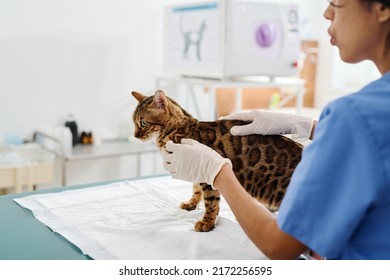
[{"xmin": 132, "ymin": 90, "xmax": 303, "ymax": 232}]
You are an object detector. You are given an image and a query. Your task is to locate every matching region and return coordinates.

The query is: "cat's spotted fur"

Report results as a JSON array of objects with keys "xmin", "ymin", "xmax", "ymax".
[{"xmin": 132, "ymin": 90, "xmax": 303, "ymax": 232}]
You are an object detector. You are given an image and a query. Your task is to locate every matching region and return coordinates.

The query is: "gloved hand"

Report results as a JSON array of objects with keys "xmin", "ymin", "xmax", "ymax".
[
  {"xmin": 221, "ymin": 109, "xmax": 314, "ymax": 139},
  {"xmin": 161, "ymin": 139, "xmax": 232, "ymax": 187}
]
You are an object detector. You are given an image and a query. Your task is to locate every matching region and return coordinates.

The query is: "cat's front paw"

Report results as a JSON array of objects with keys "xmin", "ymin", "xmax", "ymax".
[
  {"xmin": 194, "ymin": 220, "xmax": 215, "ymax": 232},
  {"xmin": 180, "ymin": 201, "xmax": 197, "ymax": 211}
]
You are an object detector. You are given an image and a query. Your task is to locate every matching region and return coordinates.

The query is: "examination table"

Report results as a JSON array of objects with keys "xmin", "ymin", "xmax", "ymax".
[{"xmin": 0, "ymin": 175, "xmax": 266, "ymax": 260}]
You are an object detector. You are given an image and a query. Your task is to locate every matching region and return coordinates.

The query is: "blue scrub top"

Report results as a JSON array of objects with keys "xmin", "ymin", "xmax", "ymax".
[{"xmin": 277, "ymin": 72, "xmax": 390, "ymax": 259}]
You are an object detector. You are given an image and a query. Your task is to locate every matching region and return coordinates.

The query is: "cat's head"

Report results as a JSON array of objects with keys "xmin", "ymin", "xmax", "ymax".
[{"xmin": 131, "ymin": 90, "xmax": 193, "ymax": 144}]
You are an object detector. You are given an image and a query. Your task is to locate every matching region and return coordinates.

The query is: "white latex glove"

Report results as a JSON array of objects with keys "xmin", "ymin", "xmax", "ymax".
[
  {"xmin": 161, "ymin": 139, "xmax": 232, "ymax": 187},
  {"xmin": 221, "ymin": 109, "xmax": 314, "ymax": 139}
]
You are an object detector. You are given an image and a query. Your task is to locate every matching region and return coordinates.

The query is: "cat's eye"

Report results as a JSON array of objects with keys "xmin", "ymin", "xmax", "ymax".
[{"xmin": 140, "ymin": 119, "xmax": 147, "ymax": 127}]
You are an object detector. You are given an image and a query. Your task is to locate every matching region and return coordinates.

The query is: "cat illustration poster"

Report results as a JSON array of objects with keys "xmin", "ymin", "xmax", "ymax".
[{"xmin": 164, "ymin": 2, "xmax": 222, "ymax": 76}]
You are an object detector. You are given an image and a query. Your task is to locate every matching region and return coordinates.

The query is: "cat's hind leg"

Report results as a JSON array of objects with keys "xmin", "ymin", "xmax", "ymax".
[
  {"xmin": 195, "ymin": 183, "xmax": 220, "ymax": 232},
  {"xmin": 180, "ymin": 183, "xmax": 202, "ymax": 211}
]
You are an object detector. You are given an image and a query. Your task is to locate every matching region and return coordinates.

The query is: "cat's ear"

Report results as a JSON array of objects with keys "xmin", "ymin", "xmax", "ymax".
[
  {"xmin": 131, "ymin": 91, "xmax": 146, "ymax": 103},
  {"xmin": 153, "ymin": 90, "xmax": 168, "ymax": 110}
]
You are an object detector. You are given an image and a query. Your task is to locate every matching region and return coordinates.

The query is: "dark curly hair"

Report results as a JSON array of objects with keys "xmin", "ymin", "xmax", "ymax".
[
  {"xmin": 361, "ymin": 0, "xmax": 390, "ymax": 7},
  {"xmin": 372, "ymin": 0, "xmax": 390, "ymax": 6},
  {"xmin": 329, "ymin": 0, "xmax": 390, "ymax": 8}
]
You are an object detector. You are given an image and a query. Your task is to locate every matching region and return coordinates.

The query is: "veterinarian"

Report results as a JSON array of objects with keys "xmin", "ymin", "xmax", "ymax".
[{"xmin": 161, "ymin": 0, "xmax": 390, "ymax": 260}]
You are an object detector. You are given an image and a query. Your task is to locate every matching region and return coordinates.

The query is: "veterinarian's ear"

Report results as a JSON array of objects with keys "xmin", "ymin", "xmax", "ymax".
[
  {"xmin": 131, "ymin": 91, "xmax": 146, "ymax": 102},
  {"xmin": 373, "ymin": 2, "xmax": 390, "ymax": 23},
  {"xmin": 153, "ymin": 90, "xmax": 168, "ymax": 110}
]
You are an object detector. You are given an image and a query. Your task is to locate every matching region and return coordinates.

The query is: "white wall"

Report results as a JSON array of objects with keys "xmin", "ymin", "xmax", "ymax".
[
  {"xmin": 0, "ymin": 0, "xmax": 167, "ymax": 144},
  {"xmin": 0, "ymin": 0, "xmax": 380, "ymax": 144}
]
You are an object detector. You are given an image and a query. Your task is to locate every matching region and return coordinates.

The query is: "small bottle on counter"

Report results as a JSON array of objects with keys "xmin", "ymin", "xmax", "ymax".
[{"xmin": 80, "ymin": 131, "xmax": 93, "ymax": 145}]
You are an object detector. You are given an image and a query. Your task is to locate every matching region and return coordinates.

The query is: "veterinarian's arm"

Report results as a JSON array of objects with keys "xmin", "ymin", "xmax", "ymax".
[{"xmin": 214, "ymin": 165, "xmax": 308, "ymax": 260}]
